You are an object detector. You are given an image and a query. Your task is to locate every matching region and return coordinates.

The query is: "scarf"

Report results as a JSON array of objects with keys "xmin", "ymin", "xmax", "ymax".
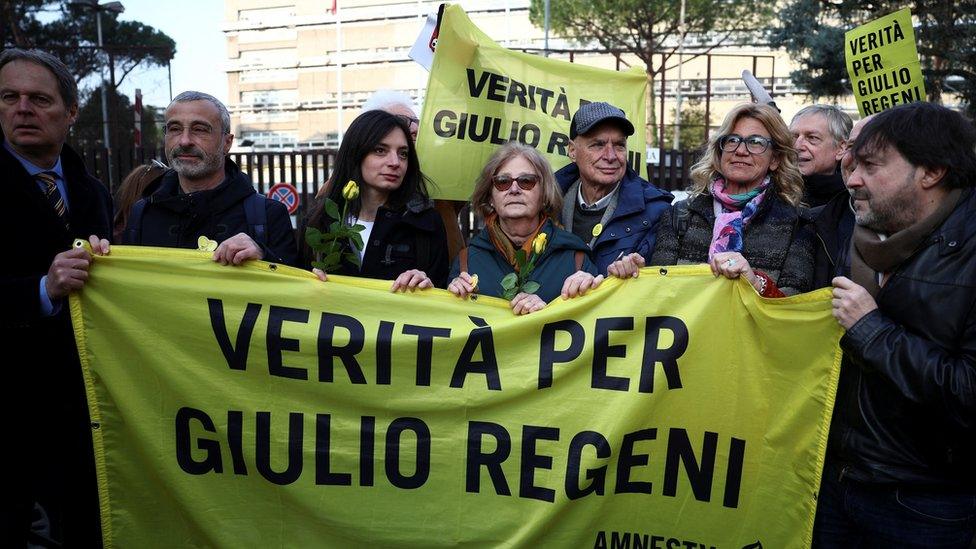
[
  {"xmin": 707, "ymin": 175, "xmax": 771, "ymax": 261},
  {"xmin": 850, "ymin": 188, "xmax": 963, "ymax": 296},
  {"xmin": 486, "ymin": 213, "xmax": 548, "ymax": 271}
]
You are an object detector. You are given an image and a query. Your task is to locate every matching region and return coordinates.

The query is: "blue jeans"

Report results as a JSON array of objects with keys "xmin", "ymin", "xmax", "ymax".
[{"xmin": 813, "ymin": 466, "xmax": 976, "ymax": 548}]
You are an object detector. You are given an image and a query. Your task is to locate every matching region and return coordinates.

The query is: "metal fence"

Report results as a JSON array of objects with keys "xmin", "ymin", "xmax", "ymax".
[
  {"xmin": 85, "ymin": 147, "xmax": 694, "ymax": 191},
  {"xmin": 81, "ymin": 148, "xmax": 696, "ymax": 241}
]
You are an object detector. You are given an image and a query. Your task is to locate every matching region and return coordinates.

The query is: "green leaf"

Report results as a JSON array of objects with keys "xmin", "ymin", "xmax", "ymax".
[
  {"xmin": 324, "ymin": 252, "xmax": 340, "ymax": 265},
  {"xmin": 502, "ymin": 288, "xmax": 517, "ymax": 301},
  {"xmin": 522, "ymin": 281, "xmax": 540, "ymax": 294},
  {"xmin": 304, "ymin": 227, "xmax": 324, "ymax": 247},
  {"xmin": 329, "ymin": 221, "xmax": 340, "ymax": 233},
  {"xmin": 311, "ymin": 260, "xmax": 326, "ymax": 270},
  {"xmin": 515, "ymin": 249, "xmax": 527, "ymax": 266},
  {"xmin": 350, "ymin": 233, "xmax": 365, "ymax": 250},
  {"xmin": 345, "ymin": 252, "xmax": 362, "ymax": 267},
  {"xmin": 351, "ymin": 223, "xmax": 366, "ymax": 232},
  {"xmin": 324, "ymin": 199, "xmax": 340, "ymax": 221},
  {"xmin": 500, "ymin": 272, "xmax": 518, "ymax": 290}
]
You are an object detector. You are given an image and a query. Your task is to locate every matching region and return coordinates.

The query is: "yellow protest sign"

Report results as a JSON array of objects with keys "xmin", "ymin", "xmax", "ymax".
[
  {"xmin": 72, "ymin": 246, "xmax": 841, "ymax": 548},
  {"xmin": 846, "ymin": 7, "xmax": 926, "ymax": 117},
  {"xmin": 416, "ymin": 5, "xmax": 648, "ymax": 201}
]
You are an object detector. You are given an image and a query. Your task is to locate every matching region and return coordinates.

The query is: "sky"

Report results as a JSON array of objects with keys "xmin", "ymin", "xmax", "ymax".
[{"xmin": 113, "ymin": 0, "xmax": 228, "ymax": 109}]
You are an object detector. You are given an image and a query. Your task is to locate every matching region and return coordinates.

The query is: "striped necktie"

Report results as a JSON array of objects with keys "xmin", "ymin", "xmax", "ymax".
[{"xmin": 36, "ymin": 171, "xmax": 70, "ymax": 230}]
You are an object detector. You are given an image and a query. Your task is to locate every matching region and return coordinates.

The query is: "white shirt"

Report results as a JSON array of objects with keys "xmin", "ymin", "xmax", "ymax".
[
  {"xmin": 576, "ymin": 182, "xmax": 619, "ymax": 210},
  {"xmin": 353, "ymin": 219, "xmax": 375, "ymax": 262}
]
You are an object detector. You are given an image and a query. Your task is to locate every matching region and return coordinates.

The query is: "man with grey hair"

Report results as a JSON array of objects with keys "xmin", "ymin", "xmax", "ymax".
[
  {"xmin": 554, "ymin": 101, "xmax": 672, "ymax": 278},
  {"xmin": 363, "ymin": 89, "xmax": 420, "ymax": 140},
  {"xmin": 122, "ymin": 90, "xmax": 298, "ymax": 266},
  {"xmin": 790, "ymin": 104, "xmax": 854, "ymax": 207},
  {"xmin": 0, "ymin": 48, "xmax": 111, "ymax": 545}
]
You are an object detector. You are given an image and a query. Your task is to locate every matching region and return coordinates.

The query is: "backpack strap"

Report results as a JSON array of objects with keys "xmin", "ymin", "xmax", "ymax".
[
  {"xmin": 459, "ymin": 247, "xmax": 469, "ymax": 273},
  {"xmin": 574, "ymin": 250, "xmax": 585, "ymax": 271},
  {"xmin": 124, "ymin": 198, "xmax": 148, "ymax": 244},
  {"xmin": 244, "ymin": 193, "xmax": 268, "ymax": 247},
  {"xmin": 673, "ymin": 200, "xmax": 691, "ymax": 240}
]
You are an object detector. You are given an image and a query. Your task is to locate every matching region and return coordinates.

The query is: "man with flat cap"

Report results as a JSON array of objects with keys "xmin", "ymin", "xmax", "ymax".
[{"xmin": 554, "ymin": 101, "xmax": 672, "ymax": 277}]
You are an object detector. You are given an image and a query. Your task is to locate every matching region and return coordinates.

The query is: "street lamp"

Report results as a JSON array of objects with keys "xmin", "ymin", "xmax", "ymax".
[{"xmin": 70, "ymin": 0, "xmax": 125, "ymax": 182}]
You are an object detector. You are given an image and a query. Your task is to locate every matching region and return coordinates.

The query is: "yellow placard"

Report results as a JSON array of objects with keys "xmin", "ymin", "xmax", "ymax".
[
  {"xmin": 845, "ymin": 7, "xmax": 927, "ymax": 117},
  {"xmin": 71, "ymin": 246, "xmax": 842, "ymax": 548},
  {"xmin": 416, "ymin": 5, "xmax": 648, "ymax": 201}
]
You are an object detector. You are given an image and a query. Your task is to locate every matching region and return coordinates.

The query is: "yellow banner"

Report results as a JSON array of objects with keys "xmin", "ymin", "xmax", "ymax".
[
  {"xmin": 71, "ymin": 246, "xmax": 841, "ymax": 548},
  {"xmin": 846, "ymin": 7, "xmax": 927, "ymax": 117},
  {"xmin": 416, "ymin": 5, "xmax": 648, "ymax": 201}
]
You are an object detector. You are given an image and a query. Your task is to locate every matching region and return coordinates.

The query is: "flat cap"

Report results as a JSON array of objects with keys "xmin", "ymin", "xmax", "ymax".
[{"xmin": 570, "ymin": 101, "xmax": 635, "ymax": 139}]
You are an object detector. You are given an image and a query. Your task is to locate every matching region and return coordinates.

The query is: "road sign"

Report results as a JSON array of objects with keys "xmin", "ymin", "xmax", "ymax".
[{"xmin": 267, "ymin": 183, "xmax": 300, "ymax": 214}]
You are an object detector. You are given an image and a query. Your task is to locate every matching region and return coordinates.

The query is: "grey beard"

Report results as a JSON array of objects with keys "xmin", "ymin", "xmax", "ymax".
[{"xmin": 171, "ymin": 153, "xmax": 223, "ymax": 180}]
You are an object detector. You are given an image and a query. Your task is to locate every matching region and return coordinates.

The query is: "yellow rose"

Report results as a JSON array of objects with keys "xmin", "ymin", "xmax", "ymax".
[
  {"xmin": 532, "ymin": 232, "xmax": 548, "ymax": 255},
  {"xmin": 342, "ymin": 180, "xmax": 360, "ymax": 201}
]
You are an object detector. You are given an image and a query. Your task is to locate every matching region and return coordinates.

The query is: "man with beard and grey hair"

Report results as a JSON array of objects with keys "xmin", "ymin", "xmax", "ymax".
[
  {"xmin": 808, "ymin": 102, "xmax": 976, "ymax": 546},
  {"xmin": 122, "ymin": 91, "xmax": 298, "ymax": 266}
]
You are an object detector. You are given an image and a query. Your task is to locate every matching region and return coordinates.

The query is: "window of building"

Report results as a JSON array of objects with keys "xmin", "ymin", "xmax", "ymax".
[
  {"xmin": 238, "ymin": 6, "xmax": 295, "ymax": 24},
  {"xmin": 240, "ymin": 89, "xmax": 299, "ymax": 106},
  {"xmin": 239, "ymin": 68, "xmax": 298, "ymax": 84}
]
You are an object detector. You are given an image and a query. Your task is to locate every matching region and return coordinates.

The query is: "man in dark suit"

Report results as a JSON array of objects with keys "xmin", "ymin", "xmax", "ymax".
[{"xmin": 0, "ymin": 48, "xmax": 112, "ymax": 546}]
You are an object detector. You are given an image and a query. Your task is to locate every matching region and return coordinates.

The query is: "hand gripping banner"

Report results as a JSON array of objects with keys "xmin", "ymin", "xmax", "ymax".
[
  {"xmin": 416, "ymin": 4, "xmax": 648, "ymax": 201},
  {"xmin": 71, "ymin": 246, "xmax": 841, "ymax": 548}
]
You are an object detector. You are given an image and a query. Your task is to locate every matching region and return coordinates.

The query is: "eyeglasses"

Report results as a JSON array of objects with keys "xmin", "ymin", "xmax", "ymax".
[
  {"xmin": 719, "ymin": 134, "xmax": 774, "ymax": 155},
  {"xmin": 148, "ymin": 158, "xmax": 169, "ymax": 171},
  {"xmin": 396, "ymin": 114, "xmax": 420, "ymax": 126},
  {"xmin": 492, "ymin": 174, "xmax": 540, "ymax": 191}
]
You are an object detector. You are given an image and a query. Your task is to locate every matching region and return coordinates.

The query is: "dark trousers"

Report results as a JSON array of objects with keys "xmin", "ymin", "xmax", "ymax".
[{"xmin": 813, "ymin": 465, "xmax": 976, "ymax": 548}]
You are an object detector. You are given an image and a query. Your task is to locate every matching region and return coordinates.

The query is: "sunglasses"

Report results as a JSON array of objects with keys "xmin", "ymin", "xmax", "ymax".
[{"xmin": 492, "ymin": 173, "xmax": 540, "ymax": 191}]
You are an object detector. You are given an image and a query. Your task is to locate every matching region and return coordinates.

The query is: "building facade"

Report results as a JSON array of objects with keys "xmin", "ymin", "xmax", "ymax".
[{"xmin": 222, "ymin": 0, "xmax": 840, "ymax": 153}]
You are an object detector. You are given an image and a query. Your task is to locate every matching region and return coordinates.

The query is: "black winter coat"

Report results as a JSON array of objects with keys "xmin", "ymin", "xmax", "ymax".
[
  {"xmin": 801, "ymin": 165, "xmax": 846, "ymax": 209},
  {"xmin": 0, "ymin": 139, "xmax": 111, "ymax": 544},
  {"xmin": 301, "ymin": 198, "xmax": 450, "ymax": 288},
  {"xmin": 826, "ymin": 189, "xmax": 976, "ymax": 488},
  {"xmin": 809, "ymin": 191, "xmax": 855, "ymax": 288},
  {"xmin": 650, "ymin": 192, "xmax": 815, "ymax": 295},
  {"xmin": 123, "ymin": 160, "xmax": 299, "ymax": 266}
]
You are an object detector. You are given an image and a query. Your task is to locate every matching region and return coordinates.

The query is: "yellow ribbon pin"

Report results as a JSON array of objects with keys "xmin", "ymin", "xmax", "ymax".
[
  {"xmin": 592, "ymin": 223, "xmax": 603, "ymax": 237},
  {"xmin": 197, "ymin": 236, "xmax": 218, "ymax": 252}
]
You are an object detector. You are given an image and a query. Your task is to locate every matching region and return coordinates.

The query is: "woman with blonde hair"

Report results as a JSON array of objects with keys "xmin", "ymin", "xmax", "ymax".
[
  {"xmin": 651, "ymin": 103, "xmax": 814, "ymax": 296},
  {"xmin": 448, "ymin": 141, "xmax": 600, "ymax": 315}
]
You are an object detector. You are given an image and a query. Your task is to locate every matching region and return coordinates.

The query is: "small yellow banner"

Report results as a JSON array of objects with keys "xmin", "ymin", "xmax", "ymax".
[
  {"xmin": 846, "ymin": 7, "xmax": 927, "ymax": 117},
  {"xmin": 71, "ymin": 246, "xmax": 841, "ymax": 548},
  {"xmin": 416, "ymin": 4, "xmax": 648, "ymax": 201}
]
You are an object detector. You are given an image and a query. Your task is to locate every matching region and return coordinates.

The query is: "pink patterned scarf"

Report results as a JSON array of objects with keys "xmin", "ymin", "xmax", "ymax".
[{"xmin": 707, "ymin": 175, "xmax": 771, "ymax": 261}]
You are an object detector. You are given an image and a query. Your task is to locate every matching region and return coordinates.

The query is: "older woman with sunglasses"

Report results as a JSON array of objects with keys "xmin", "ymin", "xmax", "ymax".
[
  {"xmin": 651, "ymin": 103, "xmax": 814, "ymax": 296},
  {"xmin": 449, "ymin": 142, "xmax": 600, "ymax": 314}
]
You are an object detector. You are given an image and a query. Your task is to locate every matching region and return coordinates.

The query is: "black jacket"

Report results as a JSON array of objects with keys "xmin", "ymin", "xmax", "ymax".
[
  {"xmin": 809, "ymin": 191, "xmax": 855, "ymax": 288},
  {"xmin": 123, "ymin": 159, "xmax": 299, "ymax": 266},
  {"xmin": 802, "ymin": 165, "xmax": 846, "ymax": 209},
  {"xmin": 650, "ymin": 192, "xmax": 815, "ymax": 295},
  {"xmin": 826, "ymin": 188, "xmax": 976, "ymax": 488},
  {"xmin": 0, "ymin": 139, "xmax": 111, "ymax": 544},
  {"xmin": 301, "ymin": 198, "xmax": 450, "ymax": 288}
]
